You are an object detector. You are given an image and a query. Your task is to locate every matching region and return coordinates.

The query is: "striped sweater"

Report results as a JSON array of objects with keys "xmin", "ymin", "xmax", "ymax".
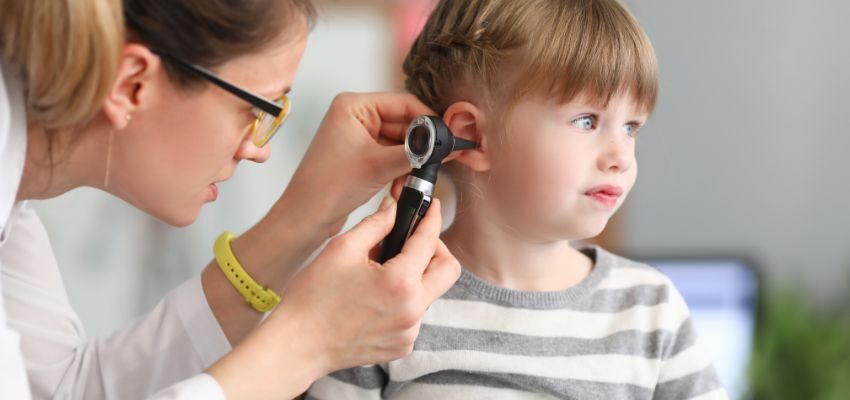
[{"xmin": 306, "ymin": 247, "xmax": 727, "ymax": 399}]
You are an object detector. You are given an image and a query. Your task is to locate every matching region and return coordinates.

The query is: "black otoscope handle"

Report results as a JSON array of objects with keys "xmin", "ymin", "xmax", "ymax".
[{"xmin": 378, "ymin": 185, "xmax": 431, "ymax": 263}]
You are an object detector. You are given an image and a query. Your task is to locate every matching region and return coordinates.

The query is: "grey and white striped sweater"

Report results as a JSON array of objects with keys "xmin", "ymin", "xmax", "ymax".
[{"xmin": 306, "ymin": 247, "xmax": 727, "ymax": 399}]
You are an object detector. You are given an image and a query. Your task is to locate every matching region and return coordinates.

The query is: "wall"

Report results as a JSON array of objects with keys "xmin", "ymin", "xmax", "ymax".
[{"xmin": 621, "ymin": 0, "xmax": 850, "ymax": 306}]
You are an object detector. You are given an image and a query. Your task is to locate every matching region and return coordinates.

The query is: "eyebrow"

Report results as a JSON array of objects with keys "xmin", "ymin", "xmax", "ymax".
[{"xmin": 263, "ymin": 86, "xmax": 292, "ymax": 102}]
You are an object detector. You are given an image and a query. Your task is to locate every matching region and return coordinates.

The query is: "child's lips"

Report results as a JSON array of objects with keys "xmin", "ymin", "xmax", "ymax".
[{"xmin": 585, "ymin": 185, "xmax": 623, "ymax": 207}]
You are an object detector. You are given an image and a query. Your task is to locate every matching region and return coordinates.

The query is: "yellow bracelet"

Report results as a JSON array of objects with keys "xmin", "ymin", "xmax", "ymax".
[{"xmin": 213, "ymin": 231, "xmax": 281, "ymax": 313}]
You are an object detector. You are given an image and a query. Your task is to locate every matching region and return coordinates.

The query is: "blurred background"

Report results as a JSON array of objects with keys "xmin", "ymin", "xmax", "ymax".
[{"xmin": 31, "ymin": 0, "xmax": 850, "ymax": 398}]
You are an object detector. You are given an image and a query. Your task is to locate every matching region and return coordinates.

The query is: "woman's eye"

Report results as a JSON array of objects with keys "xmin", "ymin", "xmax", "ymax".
[{"xmin": 571, "ymin": 115, "xmax": 595, "ymax": 130}]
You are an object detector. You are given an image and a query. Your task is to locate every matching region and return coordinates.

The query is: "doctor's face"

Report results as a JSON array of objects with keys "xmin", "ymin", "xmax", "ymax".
[{"xmin": 109, "ymin": 22, "xmax": 309, "ymax": 226}]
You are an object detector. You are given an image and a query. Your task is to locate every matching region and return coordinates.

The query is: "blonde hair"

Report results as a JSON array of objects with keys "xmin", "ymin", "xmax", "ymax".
[
  {"xmin": 0, "ymin": 0, "xmax": 125, "ymax": 129},
  {"xmin": 403, "ymin": 0, "xmax": 659, "ymax": 116}
]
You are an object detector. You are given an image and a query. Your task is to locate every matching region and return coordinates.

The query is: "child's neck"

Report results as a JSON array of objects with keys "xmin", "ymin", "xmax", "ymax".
[{"xmin": 441, "ymin": 200, "xmax": 594, "ymax": 292}]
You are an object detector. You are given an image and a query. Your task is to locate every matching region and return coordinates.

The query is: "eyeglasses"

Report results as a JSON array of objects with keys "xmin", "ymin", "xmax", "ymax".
[{"xmin": 156, "ymin": 52, "xmax": 291, "ymax": 147}]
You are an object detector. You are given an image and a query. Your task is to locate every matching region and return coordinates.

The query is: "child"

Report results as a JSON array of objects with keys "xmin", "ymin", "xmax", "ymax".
[{"xmin": 307, "ymin": 0, "xmax": 726, "ymax": 398}]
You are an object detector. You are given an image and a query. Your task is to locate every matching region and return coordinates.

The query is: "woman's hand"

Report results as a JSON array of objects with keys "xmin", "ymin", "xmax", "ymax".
[
  {"xmin": 208, "ymin": 196, "xmax": 461, "ymax": 399},
  {"xmin": 203, "ymin": 92, "xmax": 437, "ymax": 345},
  {"xmin": 271, "ymin": 92, "xmax": 435, "ymax": 239},
  {"xmin": 280, "ymin": 198, "xmax": 459, "ymax": 371}
]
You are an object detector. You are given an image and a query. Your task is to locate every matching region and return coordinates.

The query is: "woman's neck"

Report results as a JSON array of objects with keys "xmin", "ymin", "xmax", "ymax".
[
  {"xmin": 17, "ymin": 118, "xmax": 108, "ymax": 201},
  {"xmin": 441, "ymin": 193, "xmax": 593, "ymax": 292}
]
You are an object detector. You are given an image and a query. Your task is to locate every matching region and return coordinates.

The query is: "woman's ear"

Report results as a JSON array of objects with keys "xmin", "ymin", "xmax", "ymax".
[
  {"xmin": 443, "ymin": 101, "xmax": 490, "ymax": 172},
  {"xmin": 102, "ymin": 44, "xmax": 161, "ymax": 130}
]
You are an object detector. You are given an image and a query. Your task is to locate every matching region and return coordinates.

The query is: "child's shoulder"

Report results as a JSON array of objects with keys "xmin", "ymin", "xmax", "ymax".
[
  {"xmin": 593, "ymin": 246, "xmax": 676, "ymax": 288},
  {"xmin": 592, "ymin": 246, "xmax": 691, "ymax": 315}
]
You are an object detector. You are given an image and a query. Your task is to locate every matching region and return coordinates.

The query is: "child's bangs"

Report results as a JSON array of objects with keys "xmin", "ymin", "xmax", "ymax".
[{"xmin": 513, "ymin": 0, "xmax": 658, "ymax": 114}]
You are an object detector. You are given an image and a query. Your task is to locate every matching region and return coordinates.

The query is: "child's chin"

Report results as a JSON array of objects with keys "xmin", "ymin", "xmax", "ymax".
[{"xmin": 560, "ymin": 220, "xmax": 609, "ymax": 242}]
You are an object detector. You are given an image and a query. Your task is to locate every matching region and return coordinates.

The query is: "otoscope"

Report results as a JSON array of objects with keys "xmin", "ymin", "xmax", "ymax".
[{"xmin": 378, "ymin": 115, "xmax": 479, "ymax": 263}]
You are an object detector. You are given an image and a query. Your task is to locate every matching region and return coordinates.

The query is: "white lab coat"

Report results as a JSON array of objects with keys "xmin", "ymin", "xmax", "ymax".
[{"xmin": 1, "ymin": 62, "xmax": 231, "ymax": 399}]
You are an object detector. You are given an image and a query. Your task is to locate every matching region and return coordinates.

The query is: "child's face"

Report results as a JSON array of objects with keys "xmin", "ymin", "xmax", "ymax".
[{"xmin": 483, "ymin": 92, "xmax": 647, "ymax": 242}]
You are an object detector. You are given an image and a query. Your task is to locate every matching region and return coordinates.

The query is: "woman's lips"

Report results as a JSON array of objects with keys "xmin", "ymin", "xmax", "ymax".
[
  {"xmin": 207, "ymin": 183, "xmax": 218, "ymax": 202},
  {"xmin": 585, "ymin": 185, "xmax": 623, "ymax": 207},
  {"xmin": 207, "ymin": 173, "xmax": 232, "ymax": 203}
]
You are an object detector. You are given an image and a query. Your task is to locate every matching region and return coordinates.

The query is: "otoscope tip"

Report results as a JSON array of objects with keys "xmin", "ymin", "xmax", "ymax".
[{"xmin": 452, "ymin": 137, "xmax": 479, "ymax": 151}]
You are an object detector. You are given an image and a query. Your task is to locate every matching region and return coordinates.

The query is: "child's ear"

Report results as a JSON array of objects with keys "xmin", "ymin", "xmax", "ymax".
[{"xmin": 443, "ymin": 101, "xmax": 490, "ymax": 172}]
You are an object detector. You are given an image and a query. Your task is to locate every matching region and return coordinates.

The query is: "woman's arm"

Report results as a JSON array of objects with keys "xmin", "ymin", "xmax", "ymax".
[
  {"xmin": 200, "ymin": 203, "xmax": 328, "ymax": 346},
  {"xmin": 202, "ymin": 92, "xmax": 441, "ymax": 345},
  {"xmin": 2, "ymin": 205, "xmax": 232, "ymax": 399}
]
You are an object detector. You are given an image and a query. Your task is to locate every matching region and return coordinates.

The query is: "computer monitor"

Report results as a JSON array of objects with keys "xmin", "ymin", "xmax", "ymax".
[{"xmin": 644, "ymin": 258, "xmax": 759, "ymax": 400}]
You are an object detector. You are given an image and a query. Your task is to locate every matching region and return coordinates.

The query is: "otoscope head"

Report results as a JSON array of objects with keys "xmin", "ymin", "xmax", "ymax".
[{"xmin": 404, "ymin": 115, "xmax": 479, "ymax": 183}]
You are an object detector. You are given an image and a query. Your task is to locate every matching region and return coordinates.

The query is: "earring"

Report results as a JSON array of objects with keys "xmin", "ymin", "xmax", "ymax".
[
  {"xmin": 104, "ymin": 129, "xmax": 115, "ymax": 188},
  {"xmin": 125, "ymin": 114, "xmax": 132, "ymax": 121}
]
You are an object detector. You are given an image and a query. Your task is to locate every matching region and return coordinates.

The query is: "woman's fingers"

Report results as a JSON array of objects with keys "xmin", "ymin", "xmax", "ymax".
[
  {"xmin": 377, "ymin": 195, "xmax": 396, "ymax": 212},
  {"xmin": 420, "ymin": 239, "xmax": 462, "ymax": 302},
  {"xmin": 334, "ymin": 196, "xmax": 397, "ymax": 255},
  {"xmin": 264, "ymin": 196, "xmax": 460, "ymax": 374},
  {"xmin": 390, "ymin": 175, "xmax": 406, "ymax": 200},
  {"xmin": 377, "ymin": 122, "xmax": 410, "ymax": 145},
  {"xmin": 369, "ymin": 92, "xmax": 435, "ymax": 127},
  {"xmin": 371, "ymin": 143, "xmax": 411, "ymax": 184},
  {"xmin": 332, "ymin": 92, "xmax": 433, "ymax": 143},
  {"xmin": 384, "ymin": 199, "xmax": 443, "ymax": 275}
]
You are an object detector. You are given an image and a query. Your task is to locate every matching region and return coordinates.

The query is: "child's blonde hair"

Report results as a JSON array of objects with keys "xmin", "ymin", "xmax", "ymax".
[{"xmin": 403, "ymin": 0, "xmax": 659, "ymax": 116}]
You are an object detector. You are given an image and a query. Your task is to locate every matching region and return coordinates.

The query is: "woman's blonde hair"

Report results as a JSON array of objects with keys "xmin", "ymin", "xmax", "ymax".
[
  {"xmin": 403, "ymin": 0, "xmax": 658, "ymax": 117},
  {"xmin": 0, "ymin": 0, "xmax": 125, "ymax": 129},
  {"xmin": 0, "ymin": 0, "xmax": 316, "ymax": 130}
]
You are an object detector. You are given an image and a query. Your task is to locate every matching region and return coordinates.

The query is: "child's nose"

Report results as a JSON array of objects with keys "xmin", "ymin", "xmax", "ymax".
[{"xmin": 598, "ymin": 138, "xmax": 632, "ymax": 173}]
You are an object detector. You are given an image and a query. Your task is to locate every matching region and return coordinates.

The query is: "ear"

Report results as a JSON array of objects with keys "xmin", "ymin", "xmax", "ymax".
[
  {"xmin": 102, "ymin": 44, "xmax": 161, "ymax": 130},
  {"xmin": 443, "ymin": 101, "xmax": 490, "ymax": 172}
]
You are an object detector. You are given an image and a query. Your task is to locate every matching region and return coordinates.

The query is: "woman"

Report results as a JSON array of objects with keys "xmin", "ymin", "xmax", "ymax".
[{"xmin": 0, "ymin": 0, "xmax": 460, "ymax": 399}]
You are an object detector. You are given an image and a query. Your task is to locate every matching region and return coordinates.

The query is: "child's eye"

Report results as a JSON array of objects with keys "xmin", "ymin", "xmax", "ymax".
[
  {"xmin": 623, "ymin": 122, "xmax": 642, "ymax": 137},
  {"xmin": 571, "ymin": 115, "xmax": 596, "ymax": 130}
]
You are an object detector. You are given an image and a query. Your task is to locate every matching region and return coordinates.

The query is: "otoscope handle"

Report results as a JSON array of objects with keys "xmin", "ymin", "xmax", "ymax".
[{"xmin": 378, "ymin": 186, "xmax": 431, "ymax": 263}]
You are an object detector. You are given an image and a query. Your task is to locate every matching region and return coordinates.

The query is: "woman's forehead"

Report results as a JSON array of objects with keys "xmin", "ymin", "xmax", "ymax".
[{"xmin": 218, "ymin": 31, "xmax": 309, "ymax": 100}]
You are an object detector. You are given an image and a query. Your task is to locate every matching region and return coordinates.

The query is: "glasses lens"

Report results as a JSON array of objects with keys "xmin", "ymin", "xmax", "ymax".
[
  {"xmin": 408, "ymin": 125, "xmax": 432, "ymax": 157},
  {"xmin": 252, "ymin": 96, "xmax": 290, "ymax": 147}
]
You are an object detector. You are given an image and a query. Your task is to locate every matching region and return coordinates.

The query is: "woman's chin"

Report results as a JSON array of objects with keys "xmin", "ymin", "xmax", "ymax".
[
  {"xmin": 148, "ymin": 203, "xmax": 202, "ymax": 227},
  {"xmin": 168, "ymin": 214, "xmax": 198, "ymax": 228}
]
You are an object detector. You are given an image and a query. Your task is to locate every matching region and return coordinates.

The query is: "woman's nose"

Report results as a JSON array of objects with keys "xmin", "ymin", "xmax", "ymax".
[{"xmin": 236, "ymin": 136, "xmax": 271, "ymax": 163}]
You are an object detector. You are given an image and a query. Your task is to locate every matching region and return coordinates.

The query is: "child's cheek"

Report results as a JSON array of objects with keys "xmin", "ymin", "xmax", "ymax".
[
  {"xmin": 496, "ymin": 147, "xmax": 577, "ymax": 224},
  {"xmin": 537, "ymin": 153, "xmax": 584, "ymax": 215}
]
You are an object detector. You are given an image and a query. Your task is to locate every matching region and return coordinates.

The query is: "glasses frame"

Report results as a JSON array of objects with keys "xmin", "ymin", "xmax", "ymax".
[{"xmin": 155, "ymin": 51, "xmax": 290, "ymax": 147}]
